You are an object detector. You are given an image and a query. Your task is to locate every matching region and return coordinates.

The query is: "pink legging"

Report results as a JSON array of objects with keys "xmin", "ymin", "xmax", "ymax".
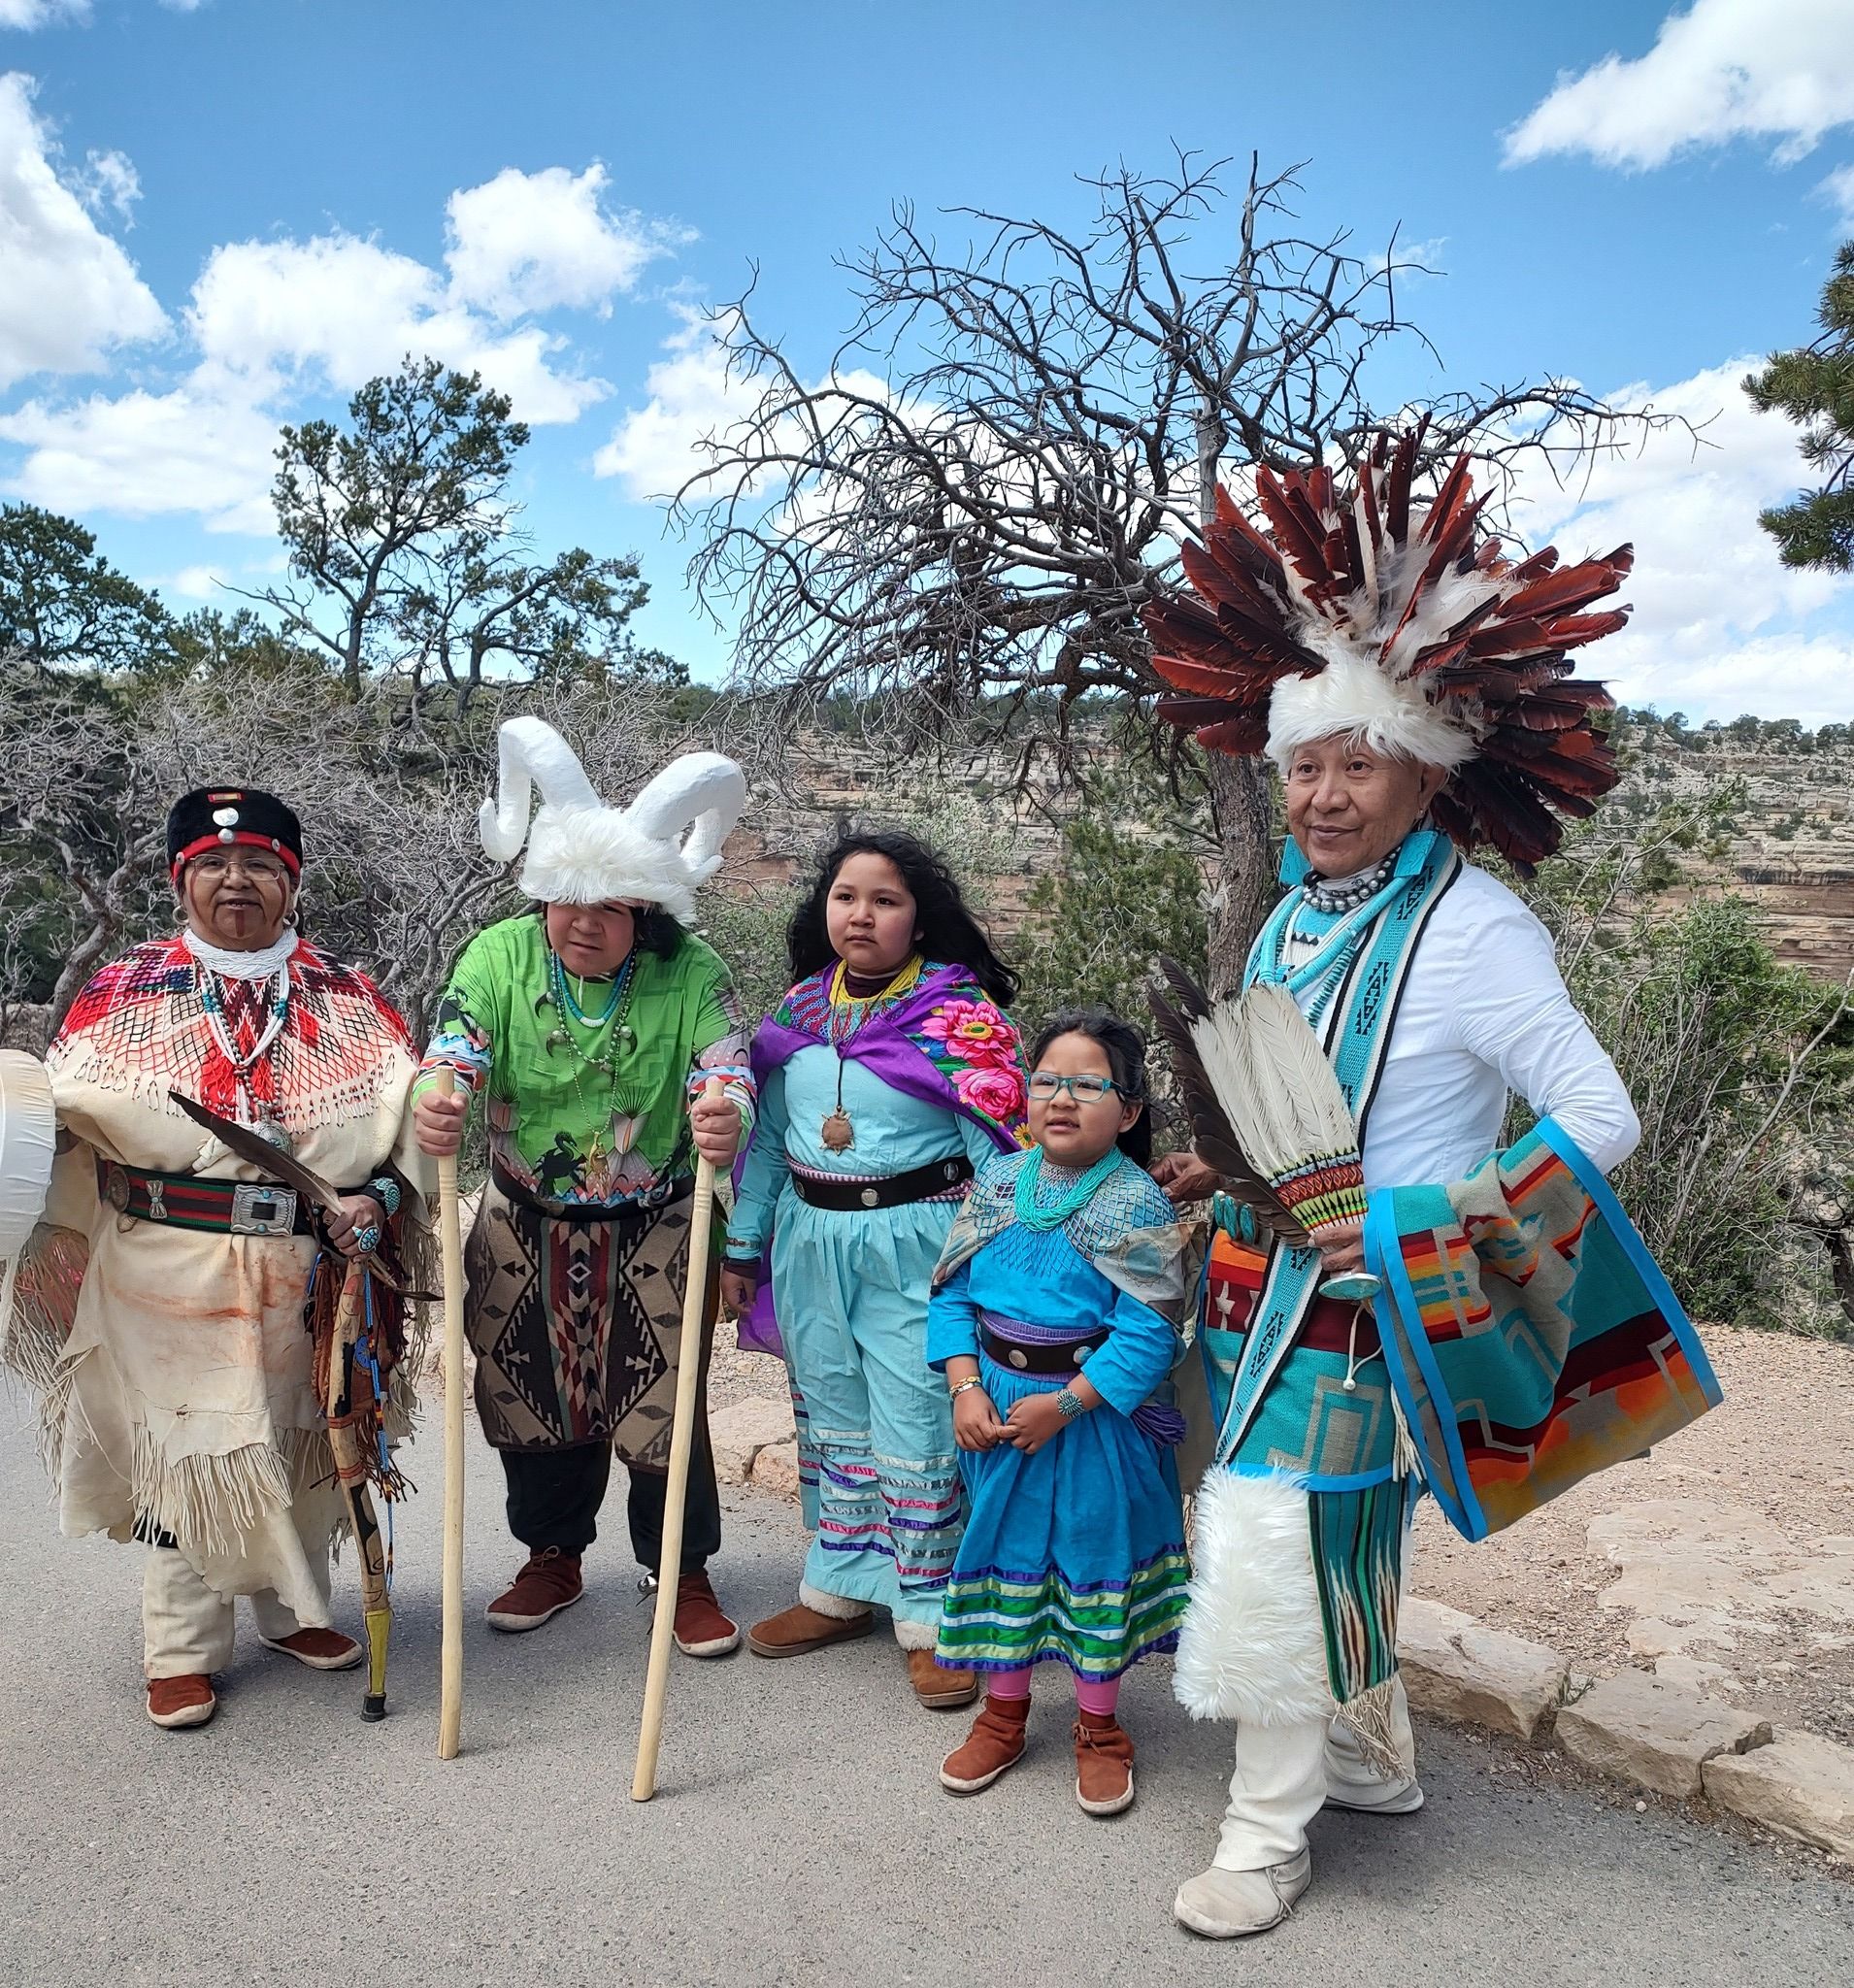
[{"xmin": 986, "ymin": 1667, "xmax": 1120, "ymax": 1717}]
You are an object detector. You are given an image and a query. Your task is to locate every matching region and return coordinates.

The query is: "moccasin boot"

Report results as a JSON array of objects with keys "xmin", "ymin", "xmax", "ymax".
[
  {"xmin": 908, "ymin": 1649, "xmax": 980, "ymax": 1709},
  {"xmin": 1074, "ymin": 1710, "xmax": 1136, "ymax": 1816},
  {"xmin": 147, "ymin": 1673, "xmax": 216, "ymax": 1730},
  {"xmin": 485, "ymin": 1547, "xmax": 583, "ymax": 1632},
  {"xmin": 672, "ymin": 1571, "xmax": 742, "ymax": 1658},
  {"xmin": 1173, "ymin": 1849, "xmax": 1312, "ymax": 1938},
  {"xmin": 939, "ymin": 1695, "xmax": 1030, "ymax": 1793},
  {"xmin": 746, "ymin": 1601, "xmax": 875, "ymax": 1658},
  {"xmin": 260, "ymin": 1627, "xmax": 364, "ymax": 1671}
]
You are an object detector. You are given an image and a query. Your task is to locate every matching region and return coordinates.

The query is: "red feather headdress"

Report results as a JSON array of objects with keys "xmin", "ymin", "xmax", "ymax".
[{"xmin": 1143, "ymin": 427, "xmax": 1633, "ymax": 872}]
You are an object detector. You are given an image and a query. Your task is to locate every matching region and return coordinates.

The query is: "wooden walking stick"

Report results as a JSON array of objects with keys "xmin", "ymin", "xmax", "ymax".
[
  {"xmin": 435, "ymin": 1066, "xmax": 467, "ymax": 1761},
  {"xmin": 631, "ymin": 1076, "xmax": 726, "ymax": 1803}
]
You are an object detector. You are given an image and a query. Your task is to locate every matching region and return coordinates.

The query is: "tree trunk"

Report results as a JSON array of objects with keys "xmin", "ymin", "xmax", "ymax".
[
  {"xmin": 1204, "ymin": 750, "xmax": 1275, "ymax": 994},
  {"xmin": 1196, "ymin": 409, "xmax": 1278, "ymax": 991}
]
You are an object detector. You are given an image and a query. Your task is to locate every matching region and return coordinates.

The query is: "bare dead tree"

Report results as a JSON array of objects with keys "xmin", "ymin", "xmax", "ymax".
[
  {"xmin": 672, "ymin": 152, "xmax": 1693, "ymax": 978},
  {"xmin": 0, "ymin": 651, "xmax": 772, "ymax": 1036}
]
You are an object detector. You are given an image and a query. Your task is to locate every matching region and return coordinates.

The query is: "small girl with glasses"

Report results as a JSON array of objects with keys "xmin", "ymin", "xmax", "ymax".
[{"xmin": 926, "ymin": 1007, "xmax": 1191, "ymax": 1815}]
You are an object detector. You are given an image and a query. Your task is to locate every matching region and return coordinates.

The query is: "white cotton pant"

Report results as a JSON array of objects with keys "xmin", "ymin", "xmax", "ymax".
[
  {"xmin": 1212, "ymin": 1676, "xmax": 1417, "ymax": 1871},
  {"xmin": 142, "ymin": 1540, "xmax": 334, "ymax": 1680}
]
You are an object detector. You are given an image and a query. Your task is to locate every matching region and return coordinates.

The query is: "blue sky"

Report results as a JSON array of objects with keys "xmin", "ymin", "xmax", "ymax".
[{"xmin": 3, "ymin": 0, "xmax": 1853, "ymax": 717}]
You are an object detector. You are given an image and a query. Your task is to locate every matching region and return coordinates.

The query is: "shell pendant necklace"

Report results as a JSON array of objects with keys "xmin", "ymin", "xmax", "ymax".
[{"xmin": 821, "ymin": 956, "xmax": 920, "ymax": 1152}]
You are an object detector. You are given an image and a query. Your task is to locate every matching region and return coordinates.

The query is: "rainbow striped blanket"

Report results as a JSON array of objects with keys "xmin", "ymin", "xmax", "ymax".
[{"xmin": 1363, "ymin": 1116, "xmax": 1721, "ymax": 1542}]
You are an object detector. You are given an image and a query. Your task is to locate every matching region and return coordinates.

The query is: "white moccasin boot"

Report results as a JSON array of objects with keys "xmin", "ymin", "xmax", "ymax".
[{"xmin": 1173, "ymin": 1848, "xmax": 1311, "ymax": 1938}]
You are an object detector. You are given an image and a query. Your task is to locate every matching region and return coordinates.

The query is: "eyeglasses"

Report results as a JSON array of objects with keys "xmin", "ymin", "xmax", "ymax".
[
  {"xmin": 191, "ymin": 852, "xmax": 289, "ymax": 884},
  {"xmin": 1027, "ymin": 1072, "xmax": 1122, "ymax": 1105}
]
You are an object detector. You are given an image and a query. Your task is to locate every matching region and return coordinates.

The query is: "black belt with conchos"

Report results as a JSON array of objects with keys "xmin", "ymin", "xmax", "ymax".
[
  {"xmin": 97, "ymin": 1158, "xmax": 315, "ymax": 1238},
  {"xmin": 980, "ymin": 1324, "xmax": 1111, "ymax": 1375},
  {"xmin": 790, "ymin": 1155, "xmax": 974, "ymax": 1211}
]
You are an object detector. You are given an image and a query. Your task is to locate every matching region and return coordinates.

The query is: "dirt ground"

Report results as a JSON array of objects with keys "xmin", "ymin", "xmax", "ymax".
[{"xmin": 711, "ymin": 1325, "xmax": 1854, "ymax": 1746}]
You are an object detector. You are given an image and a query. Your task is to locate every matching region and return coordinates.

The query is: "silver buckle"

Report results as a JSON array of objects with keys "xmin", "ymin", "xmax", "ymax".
[{"xmin": 229, "ymin": 1183, "xmax": 297, "ymax": 1237}]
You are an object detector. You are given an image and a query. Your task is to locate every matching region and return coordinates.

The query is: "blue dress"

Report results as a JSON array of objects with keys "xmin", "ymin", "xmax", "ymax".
[
  {"xmin": 728, "ymin": 1044, "xmax": 1003, "ymax": 1638},
  {"xmin": 925, "ymin": 1149, "xmax": 1190, "ymax": 1679}
]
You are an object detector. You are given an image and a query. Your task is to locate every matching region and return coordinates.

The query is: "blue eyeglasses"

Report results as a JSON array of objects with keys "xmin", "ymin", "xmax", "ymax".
[{"xmin": 1027, "ymin": 1072, "xmax": 1122, "ymax": 1104}]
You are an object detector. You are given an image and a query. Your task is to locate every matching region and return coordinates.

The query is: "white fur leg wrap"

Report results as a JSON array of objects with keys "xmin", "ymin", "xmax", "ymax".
[
  {"xmin": 889, "ymin": 1614, "xmax": 940, "ymax": 1651},
  {"xmin": 798, "ymin": 1580, "xmax": 869, "ymax": 1622},
  {"xmin": 1174, "ymin": 1469, "xmax": 1336, "ymax": 1727}
]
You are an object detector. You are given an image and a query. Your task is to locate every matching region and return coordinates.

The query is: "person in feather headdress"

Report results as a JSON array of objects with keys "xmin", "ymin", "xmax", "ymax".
[{"xmin": 1142, "ymin": 430, "xmax": 1718, "ymax": 1938}]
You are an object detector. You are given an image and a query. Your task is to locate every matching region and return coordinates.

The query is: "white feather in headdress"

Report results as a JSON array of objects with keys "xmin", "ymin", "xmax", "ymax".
[{"xmin": 478, "ymin": 717, "xmax": 747, "ymax": 921}]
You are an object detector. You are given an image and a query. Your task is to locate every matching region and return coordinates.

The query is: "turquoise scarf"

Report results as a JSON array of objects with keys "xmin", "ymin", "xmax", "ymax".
[{"xmin": 1211, "ymin": 828, "xmax": 1461, "ymax": 1466}]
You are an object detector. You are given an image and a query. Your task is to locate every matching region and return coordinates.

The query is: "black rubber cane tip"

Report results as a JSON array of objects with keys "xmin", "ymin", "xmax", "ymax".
[{"xmin": 361, "ymin": 1694, "xmax": 387, "ymax": 1722}]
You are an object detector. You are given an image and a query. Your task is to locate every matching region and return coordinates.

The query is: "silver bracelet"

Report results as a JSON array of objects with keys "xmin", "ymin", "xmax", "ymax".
[
  {"xmin": 948, "ymin": 1375, "xmax": 983, "ymax": 1400},
  {"xmin": 1054, "ymin": 1387, "xmax": 1086, "ymax": 1421}
]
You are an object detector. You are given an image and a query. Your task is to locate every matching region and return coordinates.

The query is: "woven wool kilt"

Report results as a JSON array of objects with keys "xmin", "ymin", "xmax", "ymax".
[{"xmin": 465, "ymin": 1176, "xmax": 706, "ymax": 1466}]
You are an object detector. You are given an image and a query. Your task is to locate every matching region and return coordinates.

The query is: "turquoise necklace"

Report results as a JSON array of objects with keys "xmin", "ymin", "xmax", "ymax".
[
  {"xmin": 545, "ymin": 947, "xmax": 639, "ymax": 1059},
  {"xmin": 1013, "ymin": 1147, "xmax": 1122, "ymax": 1232}
]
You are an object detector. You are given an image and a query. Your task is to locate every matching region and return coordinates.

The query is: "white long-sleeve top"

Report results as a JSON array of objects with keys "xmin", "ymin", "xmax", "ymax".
[{"xmin": 1289, "ymin": 860, "xmax": 1640, "ymax": 1190}]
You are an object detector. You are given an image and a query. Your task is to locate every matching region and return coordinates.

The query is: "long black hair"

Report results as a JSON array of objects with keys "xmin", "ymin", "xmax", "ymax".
[
  {"xmin": 786, "ymin": 830, "xmax": 1019, "ymax": 1007},
  {"xmin": 1029, "ymin": 1006, "xmax": 1152, "ymax": 1165}
]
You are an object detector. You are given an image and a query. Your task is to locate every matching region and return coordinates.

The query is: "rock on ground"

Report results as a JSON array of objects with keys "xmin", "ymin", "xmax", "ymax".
[
  {"xmin": 1399, "ymin": 1595, "xmax": 1569, "ymax": 1741},
  {"xmin": 1556, "ymin": 1671, "xmax": 1773, "ymax": 1800},
  {"xmin": 1703, "ymin": 1728, "xmax": 1854, "ymax": 1861},
  {"xmin": 708, "ymin": 1396, "xmax": 797, "ymax": 1485}
]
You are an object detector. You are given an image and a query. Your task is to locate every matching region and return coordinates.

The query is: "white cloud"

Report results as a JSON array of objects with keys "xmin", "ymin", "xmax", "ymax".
[
  {"xmin": 594, "ymin": 310, "xmax": 745, "ymax": 500},
  {"xmin": 167, "ymin": 562, "xmax": 227, "ymax": 599},
  {"xmin": 445, "ymin": 164, "xmax": 688, "ymax": 320},
  {"xmin": 1819, "ymin": 161, "xmax": 1854, "ymax": 226},
  {"xmin": 186, "ymin": 229, "xmax": 609, "ymax": 424},
  {"xmin": 1505, "ymin": 0, "xmax": 1854, "ymax": 171},
  {"xmin": 0, "ymin": 72, "xmax": 165, "ymax": 390},
  {"xmin": 0, "ymin": 1, "xmax": 89, "ymax": 27},
  {"xmin": 1, "ymin": 155, "xmax": 686, "ymax": 526},
  {"xmin": 1508, "ymin": 357, "xmax": 1854, "ymax": 721},
  {"xmin": 0, "ymin": 378, "xmax": 278, "ymax": 531},
  {"xmin": 594, "ymin": 307, "xmax": 898, "ymax": 510},
  {"xmin": 71, "ymin": 146, "xmax": 139, "ymax": 221}
]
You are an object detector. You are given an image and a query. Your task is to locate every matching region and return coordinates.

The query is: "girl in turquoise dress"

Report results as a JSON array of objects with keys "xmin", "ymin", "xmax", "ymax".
[
  {"xmin": 721, "ymin": 833, "xmax": 1028, "ymax": 1708},
  {"xmin": 928, "ymin": 1010, "xmax": 1190, "ymax": 1815}
]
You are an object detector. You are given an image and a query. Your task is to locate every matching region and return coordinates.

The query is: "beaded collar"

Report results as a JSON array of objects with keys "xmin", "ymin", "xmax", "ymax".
[{"xmin": 1301, "ymin": 851, "xmax": 1398, "ymax": 916}]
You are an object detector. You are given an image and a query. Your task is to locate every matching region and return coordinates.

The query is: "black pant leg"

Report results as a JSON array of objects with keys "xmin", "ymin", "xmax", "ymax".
[
  {"xmin": 626, "ymin": 1259, "xmax": 723, "ymax": 1577},
  {"xmin": 501, "ymin": 1442, "xmax": 613, "ymax": 1556},
  {"xmin": 626, "ymin": 1409, "xmax": 724, "ymax": 1576}
]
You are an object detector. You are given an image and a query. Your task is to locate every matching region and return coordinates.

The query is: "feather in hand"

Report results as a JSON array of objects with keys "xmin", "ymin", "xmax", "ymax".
[
  {"xmin": 1221, "ymin": 984, "xmax": 1368, "ymax": 1237},
  {"xmin": 1147, "ymin": 960, "xmax": 1308, "ymax": 1244}
]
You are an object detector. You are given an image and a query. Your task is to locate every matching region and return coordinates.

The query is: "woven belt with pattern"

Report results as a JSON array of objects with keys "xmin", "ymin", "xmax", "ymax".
[{"xmin": 97, "ymin": 1158, "xmax": 314, "ymax": 1238}]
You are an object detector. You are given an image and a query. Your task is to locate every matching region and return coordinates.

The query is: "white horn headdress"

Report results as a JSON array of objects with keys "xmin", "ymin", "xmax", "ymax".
[{"xmin": 479, "ymin": 717, "xmax": 747, "ymax": 922}]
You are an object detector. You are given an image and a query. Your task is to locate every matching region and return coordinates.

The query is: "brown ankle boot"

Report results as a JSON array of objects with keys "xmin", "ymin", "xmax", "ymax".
[
  {"xmin": 940, "ymin": 1694, "xmax": 1030, "ymax": 1793},
  {"xmin": 1074, "ymin": 1710, "xmax": 1135, "ymax": 1816},
  {"xmin": 485, "ymin": 1547, "xmax": 583, "ymax": 1632},
  {"xmin": 907, "ymin": 1648, "xmax": 980, "ymax": 1708}
]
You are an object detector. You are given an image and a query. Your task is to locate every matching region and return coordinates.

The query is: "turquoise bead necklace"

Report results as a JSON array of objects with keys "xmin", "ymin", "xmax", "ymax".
[{"xmin": 1012, "ymin": 1146, "xmax": 1123, "ymax": 1232}]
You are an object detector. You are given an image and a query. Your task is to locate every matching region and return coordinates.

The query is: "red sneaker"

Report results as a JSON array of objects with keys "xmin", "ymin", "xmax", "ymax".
[
  {"xmin": 672, "ymin": 1571, "xmax": 741, "ymax": 1658},
  {"xmin": 486, "ymin": 1547, "xmax": 584, "ymax": 1633},
  {"xmin": 147, "ymin": 1674, "xmax": 216, "ymax": 1730}
]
